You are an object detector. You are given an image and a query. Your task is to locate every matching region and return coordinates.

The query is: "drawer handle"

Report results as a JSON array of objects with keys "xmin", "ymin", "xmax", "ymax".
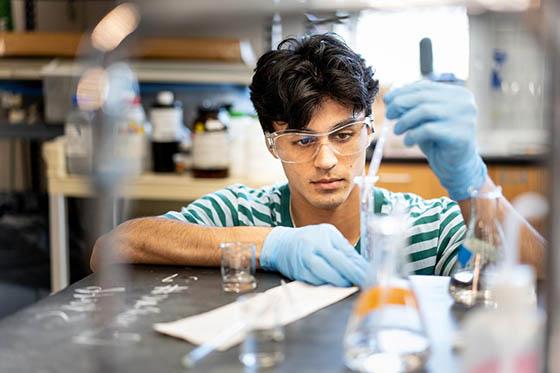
[{"xmin": 378, "ymin": 173, "xmax": 412, "ymax": 184}]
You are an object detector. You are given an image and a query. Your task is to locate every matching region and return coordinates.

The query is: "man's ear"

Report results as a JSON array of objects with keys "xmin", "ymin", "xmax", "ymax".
[{"xmin": 271, "ymin": 121, "xmax": 288, "ymax": 132}]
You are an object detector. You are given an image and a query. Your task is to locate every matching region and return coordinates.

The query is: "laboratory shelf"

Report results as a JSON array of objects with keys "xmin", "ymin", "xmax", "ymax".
[
  {"xmin": 0, "ymin": 123, "xmax": 63, "ymax": 140},
  {"xmin": 0, "ymin": 58, "xmax": 253, "ymax": 85}
]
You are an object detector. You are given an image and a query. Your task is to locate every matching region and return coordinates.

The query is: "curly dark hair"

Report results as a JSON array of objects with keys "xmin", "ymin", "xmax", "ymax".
[{"xmin": 250, "ymin": 33, "xmax": 379, "ymax": 133}]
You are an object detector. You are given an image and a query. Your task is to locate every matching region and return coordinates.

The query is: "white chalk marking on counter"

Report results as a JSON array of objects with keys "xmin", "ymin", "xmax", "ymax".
[
  {"xmin": 73, "ymin": 329, "xmax": 142, "ymax": 346},
  {"xmin": 115, "ymin": 284, "xmax": 189, "ymax": 327},
  {"xmin": 34, "ymin": 310, "xmax": 70, "ymax": 322},
  {"xmin": 161, "ymin": 273, "xmax": 179, "ymax": 283},
  {"xmin": 59, "ymin": 286, "xmax": 126, "ymax": 313}
]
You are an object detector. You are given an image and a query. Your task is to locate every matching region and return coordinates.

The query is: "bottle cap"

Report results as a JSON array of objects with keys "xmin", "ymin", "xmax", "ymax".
[{"xmin": 157, "ymin": 91, "xmax": 174, "ymax": 106}]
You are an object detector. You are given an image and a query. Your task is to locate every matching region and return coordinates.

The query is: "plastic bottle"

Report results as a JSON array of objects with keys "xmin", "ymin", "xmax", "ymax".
[
  {"xmin": 461, "ymin": 265, "xmax": 543, "ymax": 373},
  {"xmin": 228, "ymin": 110, "xmax": 252, "ymax": 178},
  {"xmin": 65, "ymin": 96, "xmax": 93, "ymax": 175},
  {"xmin": 116, "ymin": 95, "xmax": 151, "ymax": 176},
  {"xmin": 150, "ymin": 91, "xmax": 185, "ymax": 173},
  {"xmin": 245, "ymin": 115, "xmax": 285, "ymax": 182}
]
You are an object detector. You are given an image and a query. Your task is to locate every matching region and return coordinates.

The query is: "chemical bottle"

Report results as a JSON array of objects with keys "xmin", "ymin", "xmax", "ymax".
[
  {"xmin": 65, "ymin": 96, "xmax": 93, "ymax": 175},
  {"xmin": 460, "ymin": 265, "xmax": 543, "ymax": 373},
  {"xmin": 115, "ymin": 95, "xmax": 151, "ymax": 177},
  {"xmin": 448, "ymin": 186, "xmax": 504, "ymax": 308},
  {"xmin": 228, "ymin": 109, "xmax": 250, "ymax": 178},
  {"xmin": 191, "ymin": 103, "xmax": 230, "ymax": 178},
  {"xmin": 344, "ymin": 211, "xmax": 430, "ymax": 373},
  {"xmin": 150, "ymin": 91, "xmax": 184, "ymax": 173}
]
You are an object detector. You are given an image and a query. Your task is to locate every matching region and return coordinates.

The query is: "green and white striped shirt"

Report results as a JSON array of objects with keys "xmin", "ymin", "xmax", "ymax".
[{"xmin": 163, "ymin": 183, "xmax": 465, "ymax": 276}]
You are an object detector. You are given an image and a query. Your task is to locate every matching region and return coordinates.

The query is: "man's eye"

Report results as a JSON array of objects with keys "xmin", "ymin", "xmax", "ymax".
[
  {"xmin": 294, "ymin": 136, "xmax": 316, "ymax": 146},
  {"xmin": 333, "ymin": 132, "xmax": 353, "ymax": 141}
]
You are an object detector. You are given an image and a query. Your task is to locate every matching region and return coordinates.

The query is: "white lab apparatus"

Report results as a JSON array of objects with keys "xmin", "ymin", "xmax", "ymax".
[
  {"xmin": 64, "ymin": 98, "xmax": 93, "ymax": 175},
  {"xmin": 460, "ymin": 265, "xmax": 543, "ymax": 373},
  {"xmin": 228, "ymin": 112, "xmax": 250, "ymax": 178}
]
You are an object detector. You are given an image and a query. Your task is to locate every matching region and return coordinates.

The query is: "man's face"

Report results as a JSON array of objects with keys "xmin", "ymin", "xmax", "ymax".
[{"xmin": 272, "ymin": 98, "xmax": 368, "ymax": 210}]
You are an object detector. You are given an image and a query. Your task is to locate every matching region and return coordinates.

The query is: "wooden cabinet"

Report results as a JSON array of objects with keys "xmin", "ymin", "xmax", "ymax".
[
  {"xmin": 376, "ymin": 162, "xmax": 547, "ymax": 201},
  {"xmin": 376, "ymin": 163, "xmax": 447, "ymax": 199},
  {"xmin": 488, "ymin": 165, "xmax": 547, "ymax": 201}
]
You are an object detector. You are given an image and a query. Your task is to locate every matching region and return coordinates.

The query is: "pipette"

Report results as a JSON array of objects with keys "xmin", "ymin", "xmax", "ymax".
[
  {"xmin": 368, "ymin": 122, "xmax": 390, "ymax": 182},
  {"xmin": 355, "ymin": 122, "xmax": 390, "ymax": 260}
]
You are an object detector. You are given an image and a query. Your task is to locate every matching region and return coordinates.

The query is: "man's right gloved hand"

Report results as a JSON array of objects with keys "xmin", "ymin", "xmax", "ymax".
[{"xmin": 259, "ymin": 224, "xmax": 368, "ymax": 287}]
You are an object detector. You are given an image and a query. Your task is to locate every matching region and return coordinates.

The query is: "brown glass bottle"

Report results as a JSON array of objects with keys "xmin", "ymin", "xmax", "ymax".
[
  {"xmin": 150, "ymin": 91, "xmax": 183, "ymax": 173},
  {"xmin": 191, "ymin": 104, "xmax": 230, "ymax": 178}
]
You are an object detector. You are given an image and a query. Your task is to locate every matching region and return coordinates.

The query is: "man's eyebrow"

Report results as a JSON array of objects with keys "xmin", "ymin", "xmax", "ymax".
[
  {"xmin": 305, "ymin": 117, "xmax": 358, "ymax": 132},
  {"xmin": 328, "ymin": 117, "xmax": 359, "ymax": 130},
  {"xmin": 299, "ymin": 116, "xmax": 362, "ymax": 133}
]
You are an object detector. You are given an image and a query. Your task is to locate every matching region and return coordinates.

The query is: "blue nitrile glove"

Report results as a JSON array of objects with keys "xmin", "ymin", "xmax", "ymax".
[
  {"xmin": 384, "ymin": 80, "xmax": 488, "ymax": 201},
  {"xmin": 260, "ymin": 224, "xmax": 368, "ymax": 287}
]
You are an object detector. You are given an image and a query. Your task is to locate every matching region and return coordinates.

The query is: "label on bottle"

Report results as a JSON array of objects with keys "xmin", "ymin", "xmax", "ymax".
[
  {"xmin": 151, "ymin": 108, "xmax": 182, "ymax": 142},
  {"xmin": 192, "ymin": 132, "xmax": 230, "ymax": 169},
  {"xmin": 206, "ymin": 119, "xmax": 225, "ymax": 131}
]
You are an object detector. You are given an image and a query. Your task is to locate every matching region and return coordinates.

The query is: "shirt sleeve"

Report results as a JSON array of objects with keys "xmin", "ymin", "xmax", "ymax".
[
  {"xmin": 160, "ymin": 184, "xmax": 279, "ymax": 227},
  {"xmin": 161, "ymin": 186, "xmax": 243, "ymax": 227},
  {"xmin": 375, "ymin": 188, "xmax": 466, "ymax": 276},
  {"xmin": 433, "ymin": 197, "xmax": 466, "ymax": 276}
]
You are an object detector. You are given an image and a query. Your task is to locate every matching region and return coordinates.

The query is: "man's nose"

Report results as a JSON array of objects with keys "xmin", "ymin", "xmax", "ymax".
[{"xmin": 313, "ymin": 142, "xmax": 338, "ymax": 170}]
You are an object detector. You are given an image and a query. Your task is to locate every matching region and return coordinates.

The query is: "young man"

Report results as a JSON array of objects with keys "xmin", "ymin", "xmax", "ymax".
[{"xmin": 90, "ymin": 34, "xmax": 544, "ymax": 286}]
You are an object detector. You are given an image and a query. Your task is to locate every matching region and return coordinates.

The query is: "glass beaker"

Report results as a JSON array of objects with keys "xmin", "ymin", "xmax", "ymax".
[
  {"xmin": 220, "ymin": 242, "xmax": 257, "ymax": 293},
  {"xmin": 344, "ymin": 212, "xmax": 430, "ymax": 373},
  {"xmin": 448, "ymin": 187, "xmax": 504, "ymax": 308},
  {"xmin": 237, "ymin": 293, "xmax": 285, "ymax": 368}
]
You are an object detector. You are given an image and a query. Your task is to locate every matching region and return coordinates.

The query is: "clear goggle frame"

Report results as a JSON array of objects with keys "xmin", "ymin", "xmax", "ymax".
[{"xmin": 265, "ymin": 116, "xmax": 375, "ymax": 164}]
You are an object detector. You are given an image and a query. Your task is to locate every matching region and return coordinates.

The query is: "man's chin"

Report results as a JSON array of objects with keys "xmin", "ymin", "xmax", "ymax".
[{"xmin": 307, "ymin": 193, "xmax": 347, "ymax": 210}]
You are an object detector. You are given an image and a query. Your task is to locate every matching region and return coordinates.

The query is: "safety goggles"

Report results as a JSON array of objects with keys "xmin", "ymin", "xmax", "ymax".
[{"xmin": 265, "ymin": 117, "xmax": 374, "ymax": 164}]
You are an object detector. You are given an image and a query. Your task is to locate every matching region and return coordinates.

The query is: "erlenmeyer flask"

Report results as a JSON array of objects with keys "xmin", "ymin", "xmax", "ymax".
[
  {"xmin": 448, "ymin": 187, "xmax": 504, "ymax": 308},
  {"xmin": 344, "ymin": 212, "xmax": 430, "ymax": 373}
]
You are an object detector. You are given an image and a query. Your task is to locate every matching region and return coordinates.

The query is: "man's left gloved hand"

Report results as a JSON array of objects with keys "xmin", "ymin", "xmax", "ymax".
[{"xmin": 383, "ymin": 80, "xmax": 487, "ymax": 201}]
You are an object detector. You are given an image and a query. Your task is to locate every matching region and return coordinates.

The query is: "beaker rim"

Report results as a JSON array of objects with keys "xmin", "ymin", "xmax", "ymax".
[{"xmin": 468, "ymin": 185, "xmax": 503, "ymax": 199}]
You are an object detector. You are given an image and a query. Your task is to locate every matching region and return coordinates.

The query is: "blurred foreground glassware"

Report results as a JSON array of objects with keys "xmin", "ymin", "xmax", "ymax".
[
  {"xmin": 237, "ymin": 293, "xmax": 285, "ymax": 368},
  {"xmin": 461, "ymin": 265, "xmax": 543, "ymax": 373},
  {"xmin": 344, "ymin": 212, "xmax": 430, "ymax": 372},
  {"xmin": 354, "ymin": 175, "xmax": 378, "ymax": 262},
  {"xmin": 220, "ymin": 242, "xmax": 257, "ymax": 293},
  {"xmin": 448, "ymin": 187, "xmax": 504, "ymax": 308}
]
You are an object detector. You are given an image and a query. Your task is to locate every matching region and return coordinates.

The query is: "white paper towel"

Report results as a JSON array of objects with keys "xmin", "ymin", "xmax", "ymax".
[{"xmin": 153, "ymin": 281, "xmax": 358, "ymax": 351}]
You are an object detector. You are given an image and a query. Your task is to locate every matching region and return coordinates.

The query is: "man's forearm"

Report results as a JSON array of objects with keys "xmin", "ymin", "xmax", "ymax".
[{"xmin": 90, "ymin": 217, "xmax": 273, "ymax": 271}]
